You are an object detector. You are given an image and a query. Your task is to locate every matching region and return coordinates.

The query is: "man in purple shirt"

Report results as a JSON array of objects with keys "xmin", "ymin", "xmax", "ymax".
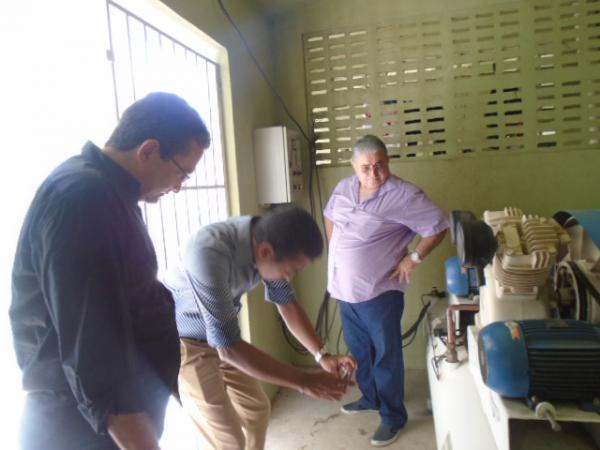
[{"xmin": 324, "ymin": 134, "xmax": 448, "ymax": 447}]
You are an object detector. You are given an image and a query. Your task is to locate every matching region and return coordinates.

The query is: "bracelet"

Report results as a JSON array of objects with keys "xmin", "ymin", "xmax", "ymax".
[{"xmin": 314, "ymin": 345, "xmax": 330, "ymax": 363}]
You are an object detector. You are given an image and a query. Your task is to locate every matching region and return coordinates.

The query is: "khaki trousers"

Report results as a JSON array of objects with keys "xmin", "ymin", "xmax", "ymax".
[{"xmin": 179, "ymin": 338, "xmax": 271, "ymax": 450}]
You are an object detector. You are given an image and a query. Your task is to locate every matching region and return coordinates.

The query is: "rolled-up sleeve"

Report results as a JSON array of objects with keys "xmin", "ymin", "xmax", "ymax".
[
  {"xmin": 396, "ymin": 188, "xmax": 449, "ymax": 237},
  {"xmin": 263, "ymin": 279, "xmax": 296, "ymax": 305},
  {"xmin": 38, "ymin": 187, "xmax": 144, "ymax": 433},
  {"xmin": 323, "ymin": 183, "xmax": 343, "ymax": 221},
  {"xmin": 182, "ymin": 243, "xmax": 242, "ymax": 348}
]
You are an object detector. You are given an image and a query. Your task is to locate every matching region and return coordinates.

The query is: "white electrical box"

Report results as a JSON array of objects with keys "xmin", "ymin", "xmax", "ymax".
[{"xmin": 253, "ymin": 126, "xmax": 303, "ymax": 204}]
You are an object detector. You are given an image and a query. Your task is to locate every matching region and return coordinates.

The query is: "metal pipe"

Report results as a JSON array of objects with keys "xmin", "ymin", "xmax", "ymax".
[
  {"xmin": 535, "ymin": 402, "xmax": 562, "ymax": 432},
  {"xmin": 446, "ymin": 304, "xmax": 480, "ymax": 363}
]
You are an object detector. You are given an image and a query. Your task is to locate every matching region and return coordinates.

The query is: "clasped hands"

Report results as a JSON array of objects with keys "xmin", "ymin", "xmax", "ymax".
[{"xmin": 300, "ymin": 354, "xmax": 357, "ymax": 400}]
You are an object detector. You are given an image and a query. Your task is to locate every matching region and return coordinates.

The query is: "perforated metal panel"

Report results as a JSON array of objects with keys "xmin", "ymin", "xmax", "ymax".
[{"xmin": 303, "ymin": 0, "xmax": 600, "ymax": 165}]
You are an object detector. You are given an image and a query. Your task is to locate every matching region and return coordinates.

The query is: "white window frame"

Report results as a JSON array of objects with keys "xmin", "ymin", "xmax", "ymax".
[{"xmin": 106, "ymin": 0, "xmax": 231, "ymax": 274}]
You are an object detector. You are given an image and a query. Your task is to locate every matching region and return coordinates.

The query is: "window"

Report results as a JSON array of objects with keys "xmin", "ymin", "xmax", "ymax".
[
  {"xmin": 3, "ymin": 1, "xmax": 229, "ymax": 447},
  {"xmin": 107, "ymin": 0, "xmax": 229, "ymax": 274}
]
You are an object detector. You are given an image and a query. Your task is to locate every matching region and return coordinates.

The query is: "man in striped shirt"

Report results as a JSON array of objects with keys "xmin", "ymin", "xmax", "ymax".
[{"xmin": 165, "ymin": 205, "xmax": 356, "ymax": 450}]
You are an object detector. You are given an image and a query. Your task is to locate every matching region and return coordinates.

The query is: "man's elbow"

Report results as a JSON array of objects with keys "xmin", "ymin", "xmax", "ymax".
[{"xmin": 217, "ymin": 344, "xmax": 240, "ymax": 363}]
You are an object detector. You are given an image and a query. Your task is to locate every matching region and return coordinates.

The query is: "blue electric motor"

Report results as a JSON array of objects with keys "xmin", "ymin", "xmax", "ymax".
[
  {"xmin": 478, "ymin": 319, "xmax": 600, "ymax": 401},
  {"xmin": 445, "ymin": 256, "xmax": 480, "ymax": 297}
]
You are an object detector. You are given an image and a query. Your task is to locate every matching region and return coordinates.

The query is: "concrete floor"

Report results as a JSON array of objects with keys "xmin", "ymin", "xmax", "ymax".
[{"xmin": 265, "ymin": 369, "xmax": 436, "ymax": 450}]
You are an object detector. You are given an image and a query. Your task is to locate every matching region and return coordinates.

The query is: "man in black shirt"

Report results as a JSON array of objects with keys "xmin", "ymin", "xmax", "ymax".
[{"xmin": 10, "ymin": 92, "xmax": 210, "ymax": 450}]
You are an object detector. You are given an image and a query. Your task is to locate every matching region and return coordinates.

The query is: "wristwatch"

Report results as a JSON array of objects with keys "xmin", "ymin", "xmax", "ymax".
[
  {"xmin": 409, "ymin": 251, "xmax": 423, "ymax": 264},
  {"xmin": 314, "ymin": 345, "xmax": 330, "ymax": 363}
]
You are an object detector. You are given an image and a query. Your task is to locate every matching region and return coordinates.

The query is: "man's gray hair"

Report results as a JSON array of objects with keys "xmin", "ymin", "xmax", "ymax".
[{"xmin": 352, "ymin": 134, "xmax": 388, "ymax": 161}]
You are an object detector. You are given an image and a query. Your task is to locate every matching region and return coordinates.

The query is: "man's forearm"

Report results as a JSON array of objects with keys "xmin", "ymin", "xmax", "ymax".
[
  {"xmin": 415, "ymin": 229, "xmax": 447, "ymax": 259},
  {"xmin": 276, "ymin": 302, "xmax": 322, "ymax": 355},
  {"xmin": 324, "ymin": 218, "xmax": 334, "ymax": 242},
  {"xmin": 218, "ymin": 340, "xmax": 348, "ymax": 401},
  {"xmin": 107, "ymin": 413, "xmax": 160, "ymax": 450},
  {"xmin": 218, "ymin": 340, "xmax": 306, "ymax": 390}
]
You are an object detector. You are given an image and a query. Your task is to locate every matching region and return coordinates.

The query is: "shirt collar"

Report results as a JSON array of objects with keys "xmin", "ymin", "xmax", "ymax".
[
  {"xmin": 352, "ymin": 174, "xmax": 398, "ymax": 203},
  {"xmin": 234, "ymin": 216, "xmax": 256, "ymax": 268},
  {"xmin": 81, "ymin": 141, "xmax": 141, "ymax": 205}
]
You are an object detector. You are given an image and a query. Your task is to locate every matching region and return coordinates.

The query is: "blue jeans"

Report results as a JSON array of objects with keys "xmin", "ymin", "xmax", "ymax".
[{"xmin": 340, "ymin": 290, "xmax": 407, "ymax": 428}]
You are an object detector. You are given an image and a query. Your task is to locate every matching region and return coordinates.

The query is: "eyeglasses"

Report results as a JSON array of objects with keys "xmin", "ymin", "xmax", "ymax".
[
  {"xmin": 359, "ymin": 162, "xmax": 387, "ymax": 174},
  {"xmin": 170, "ymin": 158, "xmax": 191, "ymax": 182}
]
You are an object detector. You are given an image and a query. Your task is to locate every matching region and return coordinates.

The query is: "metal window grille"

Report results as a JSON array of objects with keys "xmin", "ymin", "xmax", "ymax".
[
  {"xmin": 303, "ymin": 0, "xmax": 600, "ymax": 166},
  {"xmin": 107, "ymin": 1, "xmax": 229, "ymax": 274}
]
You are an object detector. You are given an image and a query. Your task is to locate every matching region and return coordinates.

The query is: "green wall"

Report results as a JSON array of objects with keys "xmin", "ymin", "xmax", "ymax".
[{"xmin": 270, "ymin": 0, "xmax": 600, "ymax": 369}]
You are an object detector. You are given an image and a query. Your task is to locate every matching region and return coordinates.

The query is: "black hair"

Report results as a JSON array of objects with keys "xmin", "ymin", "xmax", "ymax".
[
  {"xmin": 253, "ymin": 205, "xmax": 323, "ymax": 261},
  {"xmin": 105, "ymin": 92, "xmax": 210, "ymax": 159}
]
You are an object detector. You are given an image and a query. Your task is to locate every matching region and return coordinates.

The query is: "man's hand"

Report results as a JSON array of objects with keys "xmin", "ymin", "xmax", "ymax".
[
  {"xmin": 319, "ymin": 354, "xmax": 357, "ymax": 378},
  {"xmin": 389, "ymin": 255, "xmax": 419, "ymax": 284},
  {"xmin": 299, "ymin": 370, "xmax": 348, "ymax": 400}
]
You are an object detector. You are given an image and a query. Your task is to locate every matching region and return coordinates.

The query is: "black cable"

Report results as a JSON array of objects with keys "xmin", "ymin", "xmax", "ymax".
[
  {"xmin": 217, "ymin": 0, "xmax": 330, "ymax": 338},
  {"xmin": 402, "ymin": 300, "xmax": 431, "ymax": 340},
  {"xmin": 402, "ymin": 330, "xmax": 418, "ymax": 348},
  {"xmin": 400, "ymin": 314, "xmax": 426, "ymax": 349},
  {"xmin": 216, "ymin": 0, "xmax": 310, "ymax": 144},
  {"xmin": 278, "ymin": 316, "xmax": 309, "ymax": 355},
  {"xmin": 325, "ymin": 300, "xmax": 339, "ymax": 338},
  {"xmin": 315, "ymin": 291, "xmax": 331, "ymax": 342},
  {"xmin": 400, "ymin": 292, "xmax": 445, "ymax": 348},
  {"xmin": 218, "ymin": 0, "xmax": 326, "ymax": 240},
  {"xmin": 335, "ymin": 325, "xmax": 350, "ymax": 355},
  {"xmin": 216, "ymin": 0, "xmax": 326, "ymax": 231},
  {"xmin": 217, "ymin": 0, "xmax": 330, "ymax": 353}
]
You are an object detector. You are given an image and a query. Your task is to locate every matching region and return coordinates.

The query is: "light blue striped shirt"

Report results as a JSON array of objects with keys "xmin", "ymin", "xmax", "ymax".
[{"xmin": 164, "ymin": 216, "xmax": 296, "ymax": 348}]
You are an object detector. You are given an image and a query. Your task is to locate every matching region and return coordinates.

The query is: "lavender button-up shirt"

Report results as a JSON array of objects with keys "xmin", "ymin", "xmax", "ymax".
[{"xmin": 324, "ymin": 175, "xmax": 449, "ymax": 303}]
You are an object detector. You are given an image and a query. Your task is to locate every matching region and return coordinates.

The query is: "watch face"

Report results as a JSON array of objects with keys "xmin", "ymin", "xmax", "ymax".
[{"xmin": 410, "ymin": 252, "xmax": 421, "ymax": 263}]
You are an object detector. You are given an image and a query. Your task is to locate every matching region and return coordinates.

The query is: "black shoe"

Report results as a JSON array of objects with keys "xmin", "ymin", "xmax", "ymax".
[
  {"xmin": 370, "ymin": 423, "xmax": 402, "ymax": 447},
  {"xmin": 340, "ymin": 400, "xmax": 377, "ymax": 415}
]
